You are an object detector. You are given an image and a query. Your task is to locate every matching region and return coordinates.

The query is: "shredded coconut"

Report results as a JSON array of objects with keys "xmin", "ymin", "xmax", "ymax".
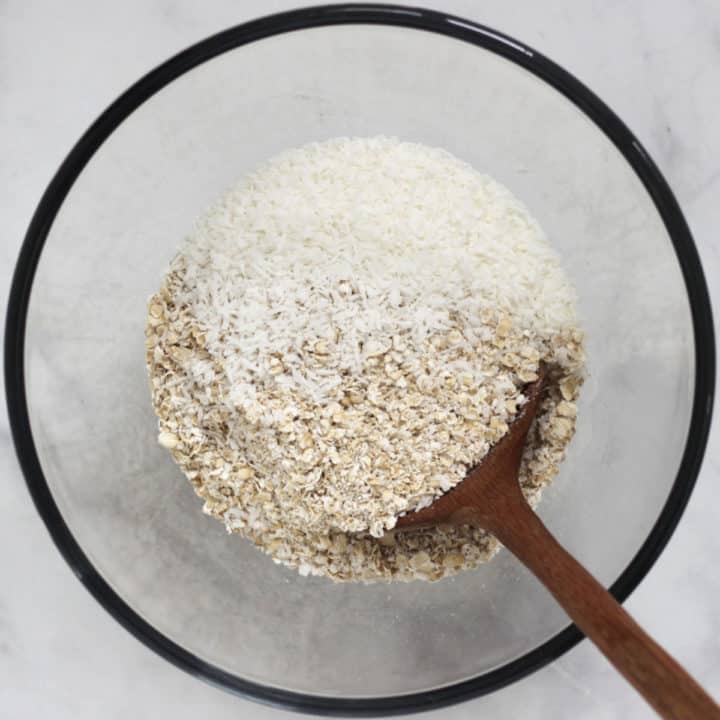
[{"xmin": 146, "ymin": 136, "xmax": 584, "ymax": 582}]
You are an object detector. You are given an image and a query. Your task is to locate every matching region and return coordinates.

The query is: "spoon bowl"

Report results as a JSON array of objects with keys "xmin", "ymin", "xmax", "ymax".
[{"xmin": 396, "ymin": 368, "xmax": 548, "ymax": 532}]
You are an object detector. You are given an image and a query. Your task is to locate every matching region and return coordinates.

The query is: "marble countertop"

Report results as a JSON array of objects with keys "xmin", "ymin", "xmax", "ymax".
[{"xmin": 1, "ymin": 1, "xmax": 719, "ymax": 718}]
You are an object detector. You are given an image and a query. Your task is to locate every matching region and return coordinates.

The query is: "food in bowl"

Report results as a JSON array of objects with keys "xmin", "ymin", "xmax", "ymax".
[{"xmin": 145, "ymin": 136, "xmax": 584, "ymax": 581}]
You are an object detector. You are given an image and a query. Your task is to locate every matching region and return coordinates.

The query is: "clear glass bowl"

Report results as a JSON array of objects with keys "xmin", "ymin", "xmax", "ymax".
[{"xmin": 5, "ymin": 5, "xmax": 715, "ymax": 715}]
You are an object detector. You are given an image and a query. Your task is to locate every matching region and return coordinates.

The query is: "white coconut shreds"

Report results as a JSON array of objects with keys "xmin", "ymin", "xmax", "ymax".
[{"xmin": 146, "ymin": 136, "xmax": 585, "ymax": 582}]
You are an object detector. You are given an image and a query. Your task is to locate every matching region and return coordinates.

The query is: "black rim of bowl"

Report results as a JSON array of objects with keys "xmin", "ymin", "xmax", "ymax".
[{"xmin": 4, "ymin": 4, "xmax": 716, "ymax": 716}]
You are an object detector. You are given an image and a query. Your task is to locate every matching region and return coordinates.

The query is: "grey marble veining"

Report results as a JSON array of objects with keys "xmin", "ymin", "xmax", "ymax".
[{"xmin": 1, "ymin": 1, "xmax": 719, "ymax": 719}]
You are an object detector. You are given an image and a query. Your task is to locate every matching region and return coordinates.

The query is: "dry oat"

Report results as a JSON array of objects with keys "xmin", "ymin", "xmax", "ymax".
[{"xmin": 146, "ymin": 137, "xmax": 585, "ymax": 582}]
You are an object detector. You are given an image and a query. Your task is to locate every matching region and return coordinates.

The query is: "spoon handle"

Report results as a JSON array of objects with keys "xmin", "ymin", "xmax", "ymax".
[{"xmin": 483, "ymin": 491, "xmax": 720, "ymax": 719}]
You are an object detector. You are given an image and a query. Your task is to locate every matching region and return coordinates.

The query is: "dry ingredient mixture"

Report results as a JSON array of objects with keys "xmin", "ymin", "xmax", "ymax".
[{"xmin": 146, "ymin": 137, "xmax": 584, "ymax": 582}]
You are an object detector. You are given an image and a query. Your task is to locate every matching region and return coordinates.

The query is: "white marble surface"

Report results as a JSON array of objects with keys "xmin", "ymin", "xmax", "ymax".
[{"xmin": 1, "ymin": 1, "xmax": 719, "ymax": 718}]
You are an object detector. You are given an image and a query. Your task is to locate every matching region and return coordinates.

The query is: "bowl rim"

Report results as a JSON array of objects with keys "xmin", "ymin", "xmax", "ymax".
[{"xmin": 4, "ymin": 3, "xmax": 716, "ymax": 716}]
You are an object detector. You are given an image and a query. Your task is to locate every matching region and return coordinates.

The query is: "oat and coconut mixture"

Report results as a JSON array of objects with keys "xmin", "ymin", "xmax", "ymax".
[{"xmin": 146, "ymin": 137, "xmax": 584, "ymax": 582}]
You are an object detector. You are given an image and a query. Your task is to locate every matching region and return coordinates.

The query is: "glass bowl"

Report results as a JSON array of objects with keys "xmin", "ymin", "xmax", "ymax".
[{"xmin": 5, "ymin": 5, "xmax": 715, "ymax": 715}]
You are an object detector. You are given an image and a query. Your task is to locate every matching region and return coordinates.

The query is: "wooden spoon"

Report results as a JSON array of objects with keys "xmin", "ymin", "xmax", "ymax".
[{"xmin": 395, "ymin": 367, "xmax": 720, "ymax": 719}]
